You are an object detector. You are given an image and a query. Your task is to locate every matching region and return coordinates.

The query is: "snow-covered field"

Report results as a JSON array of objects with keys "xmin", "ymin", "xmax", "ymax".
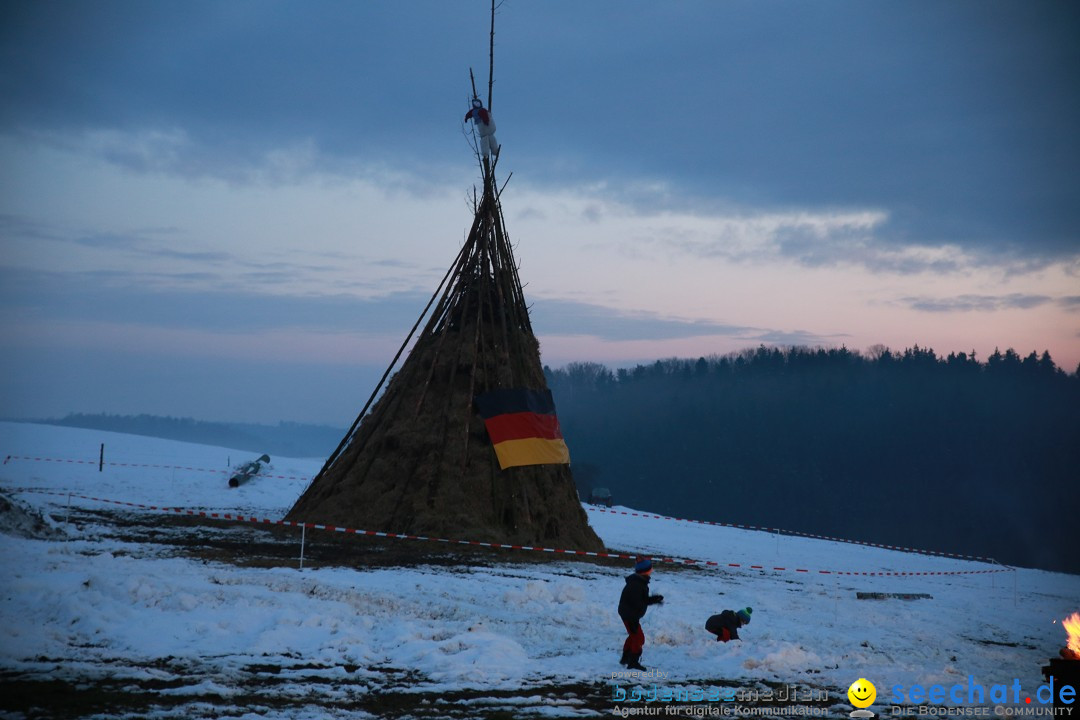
[{"xmin": 1, "ymin": 420, "xmax": 1077, "ymax": 719}]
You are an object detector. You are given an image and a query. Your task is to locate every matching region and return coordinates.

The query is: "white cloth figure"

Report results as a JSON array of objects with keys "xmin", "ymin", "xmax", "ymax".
[{"xmin": 465, "ymin": 98, "xmax": 499, "ymax": 158}]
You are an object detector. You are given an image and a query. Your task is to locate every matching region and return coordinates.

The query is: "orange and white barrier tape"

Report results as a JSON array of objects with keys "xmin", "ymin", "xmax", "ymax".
[
  {"xmin": 3, "ymin": 452, "xmax": 1005, "ymax": 571},
  {"xmin": 5, "ymin": 487, "xmax": 1012, "ymax": 578}
]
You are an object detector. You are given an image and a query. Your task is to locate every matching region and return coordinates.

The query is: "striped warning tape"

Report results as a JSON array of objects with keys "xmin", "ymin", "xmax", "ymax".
[
  {"xmin": 4, "ymin": 453, "xmax": 1001, "ymax": 568},
  {"xmin": 5, "ymin": 487, "xmax": 1011, "ymax": 577},
  {"xmin": 2, "ymin": 454, "xmax": 311, "ymax": 482},
  {"xmin": 585, "ymin": 506, "xmax": 995, "ymax": 564}
]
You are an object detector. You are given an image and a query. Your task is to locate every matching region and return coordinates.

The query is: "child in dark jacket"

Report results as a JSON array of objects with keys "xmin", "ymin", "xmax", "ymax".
[
  {"xmin": 617, "ymin": 558, "xmax": 664, "ymax": 671},
  {"xmin": 705, "ymin": 607, "xmax": 752, "ymax": 642}
]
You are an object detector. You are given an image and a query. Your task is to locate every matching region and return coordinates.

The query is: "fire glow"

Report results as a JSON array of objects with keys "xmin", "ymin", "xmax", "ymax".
[{"xmin": 1063, "ymin": 612, "xmax": 1080, "ymax": 659}]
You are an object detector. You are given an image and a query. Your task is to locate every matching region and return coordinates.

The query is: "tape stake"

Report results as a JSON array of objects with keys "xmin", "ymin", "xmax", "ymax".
[
  {"xmin": 2, "ymin": 487, "xmax": 1013, "ymax": 578},
  {"xmin": 299, "ymin": 524, "xmax": 306, "ymax": 571}
]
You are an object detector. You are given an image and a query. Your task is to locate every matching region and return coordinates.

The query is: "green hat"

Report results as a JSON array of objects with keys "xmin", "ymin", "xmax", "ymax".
[{"xmin": 737, "ymin": 607, "xmax": 752, "ymax": 624}]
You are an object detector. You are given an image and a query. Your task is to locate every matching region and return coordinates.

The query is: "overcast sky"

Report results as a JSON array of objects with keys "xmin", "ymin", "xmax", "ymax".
[{"xmin": 2, "ymin": 0, "xmax": 1078, "ymax": 425}]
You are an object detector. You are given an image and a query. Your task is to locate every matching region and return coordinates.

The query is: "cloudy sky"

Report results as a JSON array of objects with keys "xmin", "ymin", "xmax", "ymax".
[{"xmin": 2, "ymin": 0, "xmax": 1078, "ymax": 425}]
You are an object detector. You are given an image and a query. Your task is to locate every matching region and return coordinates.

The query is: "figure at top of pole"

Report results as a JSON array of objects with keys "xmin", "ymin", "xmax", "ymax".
[{"xmin": 465, "ymin": 97, "xmax": 499, "ymax": 159}]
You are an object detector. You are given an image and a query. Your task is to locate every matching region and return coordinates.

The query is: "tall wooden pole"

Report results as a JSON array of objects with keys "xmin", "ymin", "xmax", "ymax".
[{"xmin": 488, "ymin": 0, "xmax": 496, "ymax": 112}]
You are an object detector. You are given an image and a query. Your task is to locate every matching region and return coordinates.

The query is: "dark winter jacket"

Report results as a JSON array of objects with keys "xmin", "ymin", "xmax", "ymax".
[
  {"xmin": 705, "ymin": 610, "xmax": 742, "ymax": 642},
  {"xmin": 618, "ymin": 573, "xmax": 662, "ymax": 624}
]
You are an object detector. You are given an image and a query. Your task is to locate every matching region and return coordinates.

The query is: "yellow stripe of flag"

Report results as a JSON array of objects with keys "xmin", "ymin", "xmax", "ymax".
[{"xmin": 492, "ymin": 437, "xmax": 571, "ymax": 469}]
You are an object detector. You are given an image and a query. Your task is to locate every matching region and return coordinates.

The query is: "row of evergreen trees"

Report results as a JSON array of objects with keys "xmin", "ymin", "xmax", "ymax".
[{"xmin": 545, "ymin": 345, "xmax": 1079, "ymax": 573}]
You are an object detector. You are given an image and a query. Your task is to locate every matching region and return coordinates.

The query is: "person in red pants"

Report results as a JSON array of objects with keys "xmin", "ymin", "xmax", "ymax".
[
  {"xmin": 617, "ymin": 558, "xmax": 664, "ymax": 671},
  {"xmin": 706, "ymin": 607, "xmax": 752, "ymax": 642}
]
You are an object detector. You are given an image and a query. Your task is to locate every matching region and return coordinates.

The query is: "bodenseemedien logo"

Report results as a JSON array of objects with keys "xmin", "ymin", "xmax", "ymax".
[{"xmin": 848, "ymin": 678, "xmax": 877, "ymax": 718}]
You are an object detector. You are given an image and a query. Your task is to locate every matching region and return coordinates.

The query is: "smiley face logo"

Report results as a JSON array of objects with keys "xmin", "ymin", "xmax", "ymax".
[{"xmin": 848, "ymin": 678, "xmax": 877, "ymax": 709}]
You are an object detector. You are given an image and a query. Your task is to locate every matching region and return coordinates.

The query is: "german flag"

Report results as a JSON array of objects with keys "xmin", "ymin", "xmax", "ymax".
[{"xmin": 474, "ymin": 388, "xmax": 571, "ymax": 469}]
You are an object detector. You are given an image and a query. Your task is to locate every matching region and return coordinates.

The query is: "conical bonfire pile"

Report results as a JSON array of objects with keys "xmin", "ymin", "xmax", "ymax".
[{"xmin": 286, "ymin": 158, "xmax": 604, "ymax": 553}]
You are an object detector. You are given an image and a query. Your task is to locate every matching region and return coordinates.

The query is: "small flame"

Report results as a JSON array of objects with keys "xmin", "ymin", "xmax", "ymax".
[{"xmin": 1064, "ymin": 612, "xmax": 1080, "ymax": 654}]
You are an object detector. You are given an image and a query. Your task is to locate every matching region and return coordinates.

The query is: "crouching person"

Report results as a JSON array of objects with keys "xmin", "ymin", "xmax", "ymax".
[{"xmin": 706, "ymin": 607, "xmax": 752, "ymax": 642}]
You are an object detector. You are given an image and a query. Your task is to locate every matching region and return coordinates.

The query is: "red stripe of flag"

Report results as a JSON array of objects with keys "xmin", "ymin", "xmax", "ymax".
[{"xmin": 483, "ymin": 411, "xmax": 563, "ymax": 444}]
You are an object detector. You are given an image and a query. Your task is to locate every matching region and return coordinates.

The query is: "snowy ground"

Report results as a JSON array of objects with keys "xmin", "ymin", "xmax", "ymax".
[{"xmin": 1, "ymin": 421, "xmax": 1077, "ymax": 719}]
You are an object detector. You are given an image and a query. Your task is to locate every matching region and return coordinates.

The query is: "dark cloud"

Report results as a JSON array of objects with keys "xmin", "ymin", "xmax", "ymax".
[
  {"xmin": 0, "ymin": 213, "xmax": 65, "ymax": 242},
  {"xmin": 0, "ymin": 265, "xmax": 430, "ymax": 334},
  {"xmin": 529, "ymin": 298, "xmax": 753, "ymax": 342},
  {"xmin": 529, "ymin": 297, "xmax": 826, "ymax": 345},
  {"xmin": 68, "ymin": 232, "xmax": 233, "ymax": 263},
  {"xmin": 657, "ymin": 212, "xmax": 969, "ymax": 276},
  {"xmin": 0, "ymin": 264, "xmax": 816, "ymax": 346},
  {"xmin": 507, "ymin": 2, "xmax": 1080, "ymax": 263},
  {"xmin": 368, "ymin": 258, "xmax": 421, "ymax": 269},
  {"xmin": 751, "ymin": 329, "xmax": 848, "ymax": 347},
  {"xmin": 769, "ymin": 224, "xmax": 969, "ymax": 276},
  {"xmin": 901, "ymin": 293, "xmax": 1055, "ymax": 313},
  {"xmin": 0, "ymin": 214, "xmax": 442, "ymax": 294},
  {"xmin": 151, "ymin": 248, "xmax": 234, "ymax": 263},
  {"xmin": 2, "ymin": 1, "xmax": 1077, "ymax": 263},
  {"xmin": 0, "ymin": 1, "xmax": 475, "ymax": 179}
]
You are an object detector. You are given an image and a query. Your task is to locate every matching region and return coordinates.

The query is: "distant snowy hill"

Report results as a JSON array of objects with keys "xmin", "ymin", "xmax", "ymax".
[
  {"xmin": 18, "ymin": 413, "xmax": 344, "ymax": 458},
  {"xmin": 1, "ymin": 421, "xmax": 1077, "ymax": 719}
]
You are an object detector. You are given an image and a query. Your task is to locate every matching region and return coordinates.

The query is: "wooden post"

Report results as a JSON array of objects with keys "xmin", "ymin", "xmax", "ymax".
[
  {"xmin": 488, "ymin": 0, "xmax": 496, "ymax": 111},
  {"xmin": 299, "ymin": 524, "xmax": 306, "ymax": 571},
  {"xmin": 99, "ymin": 443, "xmax": 104, "ymax": 472}
]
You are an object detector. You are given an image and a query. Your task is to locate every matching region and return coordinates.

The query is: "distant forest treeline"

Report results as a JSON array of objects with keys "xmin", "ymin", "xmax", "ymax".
[{"xmin": 545, "ymin": 345, "xmax": 1080, "ymax": 574}]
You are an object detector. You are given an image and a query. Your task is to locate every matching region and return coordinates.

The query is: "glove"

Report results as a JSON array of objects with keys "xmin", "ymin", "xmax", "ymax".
[{"xmin": 648, "ymin": 594, "xmax": 664, "ymax": 605}]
